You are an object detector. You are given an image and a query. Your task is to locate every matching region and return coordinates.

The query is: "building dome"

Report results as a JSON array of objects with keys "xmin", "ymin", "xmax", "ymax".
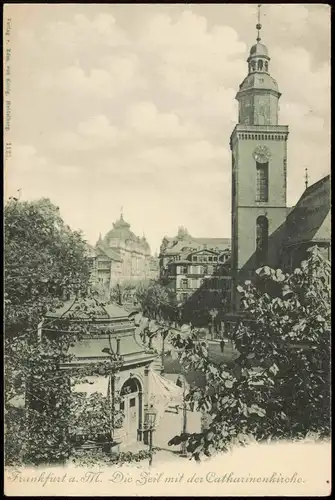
[
  {"xmin": 141, "ymin": 236, "xmax": 150, "ymax": 250},
  {"xmin": 103, "ymin": 215, "xmax": 137, "ymax": 246},
  {"xmin": 249, "ymin": 42, "xmax": 269, "ymax": 58}
]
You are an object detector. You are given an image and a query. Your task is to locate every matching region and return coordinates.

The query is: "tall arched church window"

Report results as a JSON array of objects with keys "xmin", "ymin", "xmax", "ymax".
[
  {"xmin": 256, "ymin": 162, "xmax": 269, "ymax": 202},
  {"xmin": 256, "ymin": 216, "xmax": 269, "ymax": 266},
  {"xmin": 258, "ymin": 59, "xmax": 263, "ymax": 71}
]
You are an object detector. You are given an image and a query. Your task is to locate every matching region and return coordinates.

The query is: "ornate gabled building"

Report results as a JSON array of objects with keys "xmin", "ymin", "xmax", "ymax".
[
  {"xmin": 90, "ymin": 213, "xmax": 159, "ymax": 291},
  {"xmin": 159, "ymin": 227, "xmax": 231, "ymax": 302}
]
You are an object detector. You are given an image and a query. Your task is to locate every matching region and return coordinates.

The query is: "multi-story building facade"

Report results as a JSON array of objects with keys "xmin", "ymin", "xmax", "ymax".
[
  {"xmin": 89, "ymin": 214, "xmax": 159, "ymax": 292},
  {"xmin": 159, "ymin": 227, "xmax": 231, "ymax": 302}
]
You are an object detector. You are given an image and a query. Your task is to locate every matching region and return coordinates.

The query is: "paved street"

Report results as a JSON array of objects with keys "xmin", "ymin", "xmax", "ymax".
[
  {"xmin": 158, "ymin": 339, "xmax": 239, "ymax": 389},
  {"xmin": 121, "ymin": 407, "xmax": 201, "ymax": 464}
]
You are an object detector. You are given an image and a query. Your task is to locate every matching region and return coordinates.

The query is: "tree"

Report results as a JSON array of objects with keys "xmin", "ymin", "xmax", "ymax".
[
  {"xmin": 5, "ymin": 197, "xmax": 91, "ymax": 338},
  {"xmin": 135, "ymin": 281, "xmax": 177, "ymax": 322},
  {"xmin": 109, "ymin": 281, "xmax": 139, "ymax": 306},
  {"xmin": 5, "ymin": 198, "xmax": 100, "ymax": 465},
  {"xmin": 4, "ymin": 198, "xmax": 158, "ymax": 467},
  {"xmin": 168, "ymin": 246, "xmax": 331, "ymax": 460}
]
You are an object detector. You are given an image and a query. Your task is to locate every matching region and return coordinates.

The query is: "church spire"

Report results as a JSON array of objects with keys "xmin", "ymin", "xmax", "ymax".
[{"xmin": 256, "ymin": 4, "xmax": 262, "ymax": 42}]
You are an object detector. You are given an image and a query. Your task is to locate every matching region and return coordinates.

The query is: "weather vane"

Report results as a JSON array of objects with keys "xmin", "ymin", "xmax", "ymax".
[{"xmin": 256, "ymin": 4, "xmax": 262, "ymax": 42}]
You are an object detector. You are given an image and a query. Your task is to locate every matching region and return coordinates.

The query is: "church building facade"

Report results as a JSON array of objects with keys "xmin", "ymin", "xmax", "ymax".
[
  {"xmin": 229, "ymin": 16, "xmax": 330, "ymax": 316},
  {"xmin": 230, "ymin": 25, "xmax": 289, "ymax": 310}
]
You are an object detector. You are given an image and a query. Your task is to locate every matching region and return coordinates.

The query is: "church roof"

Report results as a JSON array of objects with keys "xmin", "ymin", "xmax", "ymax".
[
  {"xmin": 284, "ymin": 175, "xmax": 331, "ymax": 247},
  {"xmin": 161, "ymin": 235, "xmax": 231, "ymax": 255},
  {"xmin": 45, "ymin": 298, "xmax": 131, "ymax": 320},
  {"xmin": 96, "ymin": 244, "xmax": 122, "ymax": 262}
]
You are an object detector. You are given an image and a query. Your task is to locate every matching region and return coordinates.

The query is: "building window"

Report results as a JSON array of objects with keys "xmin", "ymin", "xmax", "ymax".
[
  {"xmin": 181, "ymin": 279, "xmax": 188, "ymax": 289},
  {"xmin": 192, "ymin": 256, "xmax": 197, "ymax": 262},
  {"xmin": 258, "ymin": 59, "xmax": 263, "ymax": 71},
  {"xmin": 256, "ymin": 162, "xmax": 269, "ymax": 202},
  {"xmin": 265, "ymin": 61, "xmax": 268, "ymax": 72},
  {"xmin": 208, "ymin": 256, "xmax": 213, "ymax": 262},
  {"xmin": 256, "ymin": 216, "xmax": 269, "ymax": 267}
]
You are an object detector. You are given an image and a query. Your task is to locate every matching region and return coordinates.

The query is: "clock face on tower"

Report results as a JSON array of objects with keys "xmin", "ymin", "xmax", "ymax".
[{"xmin": 253, "ymin": 145, "xmax": 271, "ymax": 164}]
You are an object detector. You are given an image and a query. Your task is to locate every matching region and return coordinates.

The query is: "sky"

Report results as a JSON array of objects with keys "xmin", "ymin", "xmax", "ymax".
[{"xmin": 5, "ymin": 4, "xmax": 330, "ymax": 254}]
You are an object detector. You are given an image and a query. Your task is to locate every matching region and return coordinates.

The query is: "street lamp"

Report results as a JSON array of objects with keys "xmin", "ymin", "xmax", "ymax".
[
  {"xmin": 180, "ymin": 377, "xmax": 188, "ymax": 457},
  {"xmin": 144, "ymin": 404, "xmax": 158, "ymax": 467}
]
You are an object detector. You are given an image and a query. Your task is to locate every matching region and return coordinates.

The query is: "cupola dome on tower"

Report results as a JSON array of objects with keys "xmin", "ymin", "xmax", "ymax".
[{"xmin": 249, "ymin": 42, "xmax": 269, "ymax": 59}]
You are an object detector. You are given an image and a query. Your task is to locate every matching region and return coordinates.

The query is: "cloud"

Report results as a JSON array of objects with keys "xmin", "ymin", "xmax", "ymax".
[
  {"xmin": 272, "ymin": 47, "xmax": 330, "ymax": 117},
  {"xmin": 139, "ymin": 11, "xmax": 246, "ymax": 98},
  {"xmin": 7, "ymin": 144, "xmax": 48, "ymax": 173},
  {"xmin": 7, "ymin": 5, "xmax": 331, "ymax": 253},
  {"xmin": 125, "ymin": 101, "xmax": 202, "ymax": 140},
  {"xmin": 135, "ymin": 139, "xmax": 228, "ymax": 173},
  {"xmin": 37, "ymin": 55, "xmax": 146, "ymax": 99},
  {"xmin": 5, "ymin": 144, "xmax": 49, "ymax": 199},
  {"xmin": 43, "ymin": 13, "xmax": 129, "ymax": 51},
  {"xmin": 49, "ymin": 115, "xmax": 120, "ymax": 152}
]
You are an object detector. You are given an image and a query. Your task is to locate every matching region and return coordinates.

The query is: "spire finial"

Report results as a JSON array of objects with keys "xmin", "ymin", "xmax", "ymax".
[
  {"xmin": 120, "ymin": 206, "xmax": 123, "ymax": 219},
  {"xmin": 256, "ymin": 4, "xmax": 262, "ymax": 42},
  {"xmin": 305, "ymin": 168, "xmax": 309, "ymax": 190}
]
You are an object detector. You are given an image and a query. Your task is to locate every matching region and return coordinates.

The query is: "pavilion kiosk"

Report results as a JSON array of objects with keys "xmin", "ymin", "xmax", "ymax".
[{"xmin": 42, "ymin": 300, "xmax": 158, "ymax": 452}]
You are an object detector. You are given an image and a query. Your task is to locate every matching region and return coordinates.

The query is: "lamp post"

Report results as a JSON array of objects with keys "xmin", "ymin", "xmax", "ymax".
[
  {"xmin": 180, "ymin": 376, "xmax": 188, "ymax": 457},
  {"xmin": 144, "ymin": 404, "xmax": 158, "ymax": 467}
]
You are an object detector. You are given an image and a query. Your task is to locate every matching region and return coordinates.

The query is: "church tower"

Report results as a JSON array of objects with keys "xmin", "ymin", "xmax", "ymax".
[{"xmin": 230, "ymin": 6, "xmax": 289, "ymax": 310}]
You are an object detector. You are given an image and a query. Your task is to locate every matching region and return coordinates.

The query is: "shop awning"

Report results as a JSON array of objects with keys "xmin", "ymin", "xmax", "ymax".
[{"xmin": 148, "ymin": 369, "xmax": 186, "ymax": 422}]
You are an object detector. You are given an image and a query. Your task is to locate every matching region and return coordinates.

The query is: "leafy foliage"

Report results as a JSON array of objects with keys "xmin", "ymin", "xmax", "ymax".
[
  {"xmin": 70, "ymin": 447, "xmax": 161, "ymax": 467},
  {"xmin": 4, "ymin": 198, "xmax": 130, "ymax": 466},
  {"xmin": 167, "ymin": 247, "xmax": 331, "ymax": 460},
  {"xmin": 135, "ymin": 281, "xmax": 177, "ymax": 322},
  {"xmin": 5, "ymin": 198, "xmax": 91, "ymax": 337}
]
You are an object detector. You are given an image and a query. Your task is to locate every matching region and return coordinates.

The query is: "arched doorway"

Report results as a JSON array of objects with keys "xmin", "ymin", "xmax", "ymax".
[{"xmin": 119, "ymin": 377, "xmax": 142, "ymax": 445}]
